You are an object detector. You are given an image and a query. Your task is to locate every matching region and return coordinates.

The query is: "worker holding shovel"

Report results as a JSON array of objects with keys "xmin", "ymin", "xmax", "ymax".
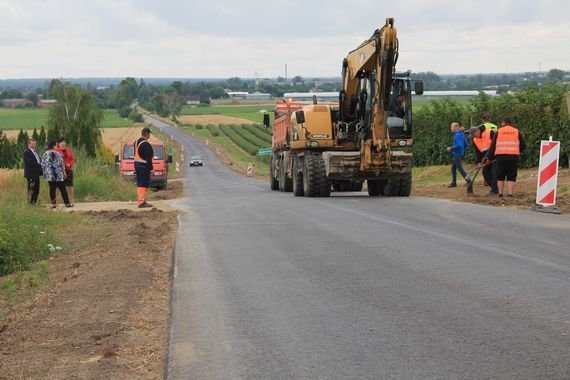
[{"xmin": 470, "ymin": 125, "xmax": 498, "ymax": 196}]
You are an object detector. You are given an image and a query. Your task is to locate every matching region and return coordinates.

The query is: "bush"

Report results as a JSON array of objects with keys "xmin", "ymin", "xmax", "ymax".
[
  {"xmin": 230, "ymin": 124, "xmax": 270, "ymax": 148},
  {"xmin": 195, "ymin": 124, "xmax": 203, "ymax": 130},
  {"xmin": 118, "ymin": 106, "xmax": 131, "ymax": 118},
  {"xmin": 128, "ymin": 109, "xmax": 144, "ymax": 123}
]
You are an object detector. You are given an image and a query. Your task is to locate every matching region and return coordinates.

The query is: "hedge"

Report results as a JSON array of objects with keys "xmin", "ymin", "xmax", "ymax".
[
  {"xmin": 412, "ymin": 83, "xmax": 570, "ymax": 167},
  {"xmin": 242, "ymin": 124, "xmax": 272, "ymax": 145},
  {"xmin": 219, "ymin": 124, "xmax": 258, "ymax": 155}
]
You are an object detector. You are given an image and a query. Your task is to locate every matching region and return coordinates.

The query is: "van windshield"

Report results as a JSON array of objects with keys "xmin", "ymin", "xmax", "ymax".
[{"xmin": 123, "ymin": 145, "xmax": 164, "ymax": 160}]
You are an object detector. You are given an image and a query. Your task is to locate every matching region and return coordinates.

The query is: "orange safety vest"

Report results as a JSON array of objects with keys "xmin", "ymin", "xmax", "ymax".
[
  {"xmin": 473, "ymin": 129, "xmax": 492, "ymax": 152},
  {"xmin": 495, "ymin": 125, "xmax": 520, "ymax": 155},
  {"xmin": 134, "ymin": 138, "xmax": 148, "ymax": 163}
]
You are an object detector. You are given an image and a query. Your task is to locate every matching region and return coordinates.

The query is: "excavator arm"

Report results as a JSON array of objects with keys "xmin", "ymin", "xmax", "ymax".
[{"xmin": 339, "ymin": 18, "xmax": 399, "ymax": 169}]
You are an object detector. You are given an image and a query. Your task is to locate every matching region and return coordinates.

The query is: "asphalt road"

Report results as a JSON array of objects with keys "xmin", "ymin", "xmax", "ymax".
[{"xmin": 146, "ymin": 116, "xmax": 570, "ymax": 379}]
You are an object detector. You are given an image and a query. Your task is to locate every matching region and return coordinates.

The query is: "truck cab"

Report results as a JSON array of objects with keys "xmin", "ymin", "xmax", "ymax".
[{"xmin": 116, "ymin": 141, "xmax": 173, "ymax": 189}]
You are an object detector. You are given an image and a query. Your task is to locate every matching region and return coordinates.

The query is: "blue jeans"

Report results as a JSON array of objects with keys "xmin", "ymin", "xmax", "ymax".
[{"xmin": 451, "ymin": 156, "xmax": 467, "ymax": 184}]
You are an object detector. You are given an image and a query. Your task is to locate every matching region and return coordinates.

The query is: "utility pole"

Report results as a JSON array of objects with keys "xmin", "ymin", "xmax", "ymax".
[{"xmin": 285, "ymin": 64, "xmax": 288, "ymax": 82}]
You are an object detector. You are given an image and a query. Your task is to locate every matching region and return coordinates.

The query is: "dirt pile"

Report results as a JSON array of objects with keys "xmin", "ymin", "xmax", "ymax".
[
  {"xmin": 0, "ymin": 208, "xmax": 178, "ymax": 379},
  {"xmin": 413, "ymin": 168, "xmax": 570, "ymax": 214}
]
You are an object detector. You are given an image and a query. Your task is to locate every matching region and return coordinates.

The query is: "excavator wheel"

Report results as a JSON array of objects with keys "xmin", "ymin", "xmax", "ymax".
[
  {"xmin": 303, "ymin": 155, "xmax": 321, "ymax": 197},
  {"xmin": 367, "ymin": 180, "xmax": 384, "ymax": 196},
  {"xmin": 383, "ymin": 178, "xmax": 400, "ymax": 197},
  {"xmin": 270, "ymin": 157, "xmax": 279, "ymax": 190},
  {"xmin": 398, "ymin": 173, "xmax": 412, "ymax": 197},
  {"xmin": 293, "ymin": 167, "xmax": 304, "ymax": 196}
]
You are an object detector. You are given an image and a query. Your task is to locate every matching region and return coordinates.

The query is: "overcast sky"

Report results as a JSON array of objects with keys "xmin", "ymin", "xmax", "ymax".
[{"xmin": 1, "ymin": 0, "xmax": 569, "ymax": 79}]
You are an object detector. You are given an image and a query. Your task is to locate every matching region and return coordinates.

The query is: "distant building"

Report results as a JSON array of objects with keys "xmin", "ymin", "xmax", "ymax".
[
  {"xmin": 37, "ymin": 99, "xmax": 57, "ymax": 108},
  {"xmin": 227, "ymin": 91, "xmax": 249, "ymax": 99},
  {"xmin": 186, "ymin": 96, "xmax": 200, "ymax": 105},
  {"xmin": 2, "ymin": 98, "xmax": 33, "ymax": 108},
  {"xmin": 245, "ymin": 91, "xmax": 271, "ymax": 100},
  {"xmin": 283, "ymin": 92, "xmax": 339, "ymax": 102}
]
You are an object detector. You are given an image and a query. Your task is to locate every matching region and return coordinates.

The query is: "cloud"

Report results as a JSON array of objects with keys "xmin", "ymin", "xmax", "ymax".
[{"xmin": 0, "ymin": 0, "xmax": 568, "ymax": 78}]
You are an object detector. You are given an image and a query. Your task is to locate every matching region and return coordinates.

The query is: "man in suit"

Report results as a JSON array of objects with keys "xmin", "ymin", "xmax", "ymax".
[{"xmin": 23, "ymin": 139, "xmax": 42, "ymax": 204}]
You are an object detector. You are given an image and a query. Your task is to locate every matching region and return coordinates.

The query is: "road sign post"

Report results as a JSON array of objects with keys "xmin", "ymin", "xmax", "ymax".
[
  {"xmin": 258, "ymin": 147, "xmax": 272, "ymax": 165},
  {"xmin": 533, "ymin": 138, "xmax": 561, "ymax": 214}
]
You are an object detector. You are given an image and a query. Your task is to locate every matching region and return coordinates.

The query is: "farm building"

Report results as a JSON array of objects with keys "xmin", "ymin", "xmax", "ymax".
[
  {"xmin": 226, "ymin": 91, "xmax": 272, "ymax": 100},
  {"xmin": 186, "ymin": 96, "xmax": 200, "ymax": 105},
  {"xmin": 227, "ymin": 91, "xmax": 249, "ymax": 99},
  {"xmin": 2, "ymin": 98, "xmax": 33, "ymax": 108},
  {"xmin": 37, "ymin": 99, "xmax": 57, "ymax": 108}
]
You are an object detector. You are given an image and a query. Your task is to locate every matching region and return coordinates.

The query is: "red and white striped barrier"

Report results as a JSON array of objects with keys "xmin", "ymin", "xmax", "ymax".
[
  {"xmin": 535, "ymin": 139, "xmax": 560, "ymax": 211},
  {"xmin": 176, "ymin": 162, "xmax": 180, "ymax": 173},
  {"xmin": 246, "ymin": 162, "xmax": 254, "ymax": 177}
]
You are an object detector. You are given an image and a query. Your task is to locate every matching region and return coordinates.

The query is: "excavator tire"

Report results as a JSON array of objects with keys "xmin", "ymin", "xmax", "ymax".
[
  {"xmin": 270, "ymin": 157, "xmax": 279, "ymax": 190},
  {"xmin": 398, "ymin": 173, "xmax": 412, "ymax": 197},
  {"xmin": 303, "ymin": 155, "xmax": 321, "ymax": 197},
  {"xmin": 293, "ymin": 167, "xmax": 304, "ymax": 196},
  {"xmin": 317, "ymin": 156, "xmax": 331, "ymax": 197},
  {"xmin": 383, "ymin": 178, "xmax": 400, "ymax": 197},
  {"xmin": 367, "ymin": 180, "xmax": 383, "ymax": 196}
]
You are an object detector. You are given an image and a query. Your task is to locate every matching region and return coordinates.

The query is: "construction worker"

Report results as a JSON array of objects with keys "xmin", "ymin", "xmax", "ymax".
[
  {"xmin": 482, "ymin": 114, "xmax": 498, "ymax": 133},
  {"xmin": 488, "ymin": 117, "xmax": 526, "ymax": 198},
  {"xmin": 471, "ymin": 125, "xmax": 498, "ymax": 195},
  {"xmin": 446, "ymin": 122, "xmax": 470, "ymax": 188},
  {"xmin": 134, "ymin": 127, "xmax": 154, "ymax": 208}
]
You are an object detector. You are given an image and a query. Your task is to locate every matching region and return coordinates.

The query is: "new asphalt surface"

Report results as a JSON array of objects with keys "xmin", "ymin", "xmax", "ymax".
[{"xmin": 145, "ymin": 116, "xmax": 570, "ymax": 379}]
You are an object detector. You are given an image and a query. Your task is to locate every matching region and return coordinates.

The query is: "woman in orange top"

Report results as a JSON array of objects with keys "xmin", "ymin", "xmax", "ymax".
[{"xmin": 57, "ymin": 138, "xmax": 75, "ymax": 206}]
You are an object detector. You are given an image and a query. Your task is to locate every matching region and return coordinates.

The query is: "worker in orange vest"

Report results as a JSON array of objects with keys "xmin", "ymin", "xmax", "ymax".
[
  {"xmin": 134, "ymin": 127, "xmax": 154, "ymax": 208},
  {"xmin": 471, "ymin": 125, "xmax": 498, "ymax": 195},
  {"xmin": 488, "ymin": 117, "xmax": 526, "ymax": 198}
]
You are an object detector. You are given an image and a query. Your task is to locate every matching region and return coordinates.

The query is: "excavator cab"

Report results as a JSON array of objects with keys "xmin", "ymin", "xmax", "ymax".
[{"xmin": 387, "ymin": 72, "xmax": 424, "ymax": 142}]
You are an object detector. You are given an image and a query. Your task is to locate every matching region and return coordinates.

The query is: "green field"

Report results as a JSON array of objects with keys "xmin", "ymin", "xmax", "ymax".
[
  {"xmin": 412, "ymin": 96, "xmax": 472, "ymax": 110},
  {"xmin": 181, "ymin": 105, "xmax": 270, "ymax": 123},
  {"xmin": 0, "ymin": 108, "xmax": 132, "ymax": 130}
]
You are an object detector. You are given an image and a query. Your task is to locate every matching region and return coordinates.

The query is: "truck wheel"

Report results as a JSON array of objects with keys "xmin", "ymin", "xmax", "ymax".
[
  {"xmin": 270, "ymin": 157, "xmax": 279, "ymax": 190},
  {"xmin": 303, "ymin": 155, "xmax": 320, "ymax": 197},
  {"xmin": 367, "ymin": 180, "xmax": 383, "ymax": 196},
  {"xmin": 279, "ymin": 159, "xmax": 293, "ymax": 192},
  {"xmin": 317, "ymin": 156, "xmax": 331, "ymax": 197},
  {"xmin": 383, "ymin": 178, "xmax": 400, "ymax": 197},
  {"xmin": 293, "ymin": 169, "xmax": 304, "ymax": 196},
  {"xmin": 398, "ymin": 173, "xmax": 412, "ymax": 197}
]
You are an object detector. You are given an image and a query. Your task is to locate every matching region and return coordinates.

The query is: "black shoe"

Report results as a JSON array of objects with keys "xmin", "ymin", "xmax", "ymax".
[
  {"xmin": 448, "ymin": 183, "xmax": 457, "ymax": 188},
  {"xmin": 498, "ymin": 194, "xmax": 503, "ymax": 198},
  {"xmin": 138, "ymin": 202, "xmax": 153, "ymax": 208},
  {"xmin": 65, "ymin": 204, "xmax": 73, "ymax": 208},
  {"xmin": 507, "ymin": 194, "xmax": 513, "ymax": 198}
]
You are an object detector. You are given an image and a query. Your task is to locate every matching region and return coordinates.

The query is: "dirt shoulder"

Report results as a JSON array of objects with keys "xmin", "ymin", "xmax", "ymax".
[
  {"xmin": 413, "ymin": 167, "xmax": 570, "ymax": 214},
  {"xmin": 0, "ymin": 208, "xmax": 178, "ymax": 379}
]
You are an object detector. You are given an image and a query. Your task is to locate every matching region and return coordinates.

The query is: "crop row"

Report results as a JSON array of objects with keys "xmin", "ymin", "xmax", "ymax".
[
  {"xmin": 219, "ymin": 124, "xmax": 259, "ymax": 155},
  {"xmin": 241, "ymin": 124, "xmax": 272, "ymax": 144}
]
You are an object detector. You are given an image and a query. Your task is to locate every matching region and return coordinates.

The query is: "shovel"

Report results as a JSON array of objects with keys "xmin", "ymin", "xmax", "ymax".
[{"xmin": 466, "ymin": 165, "xmax": 481, "ymax": 194}]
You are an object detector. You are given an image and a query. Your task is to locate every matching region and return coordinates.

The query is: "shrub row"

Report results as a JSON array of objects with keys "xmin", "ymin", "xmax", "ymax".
[
  {"xmin": 219, "ymin": 124, "xmax": 259, "ymax": 155},
  {"xmin": 229, "ymin": 125, "xmax": 270, "ymax": 148},
  {"xmin": 207, "ymin": 124, "xmax": 220, "ymax": 137},
  {"xmin": 413, "ymin": 83, "xmax": 570, "ymax": 167},
  {"xmin": 251, "ymin": 123, "xmax": 273, "ymax": 136},
  {"xmin": 242, "ymin": 124, "xmax": 272, "ymax": 145}
]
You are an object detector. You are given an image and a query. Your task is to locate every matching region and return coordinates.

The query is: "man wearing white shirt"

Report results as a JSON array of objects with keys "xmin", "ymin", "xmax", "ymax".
[{"xmin": 23, "ymin": 139, "xmax": 43, "ymax": 204}]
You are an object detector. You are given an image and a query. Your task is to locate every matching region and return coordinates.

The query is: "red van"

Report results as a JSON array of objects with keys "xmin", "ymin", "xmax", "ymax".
[{"xmin": 115, "ymin": 141, "xmax": 173, "ymax": 189}]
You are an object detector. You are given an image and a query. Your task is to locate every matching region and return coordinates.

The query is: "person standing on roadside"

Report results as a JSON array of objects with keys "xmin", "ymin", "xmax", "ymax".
[
  {"xmin": 471, "ymin": 125, "xmax": 498, "ymax": 195},
  {"xmin": 482, "ymin": 113, "xmax": 498, "ymax": 133},
  {"xmin": 134, "ymin": 127, "xmax": 154, "ymax": 208},
  {"xmin": 23, "ymin": 139, "xmax": 43, "ymax": 204},
  {"xmin": 446, "ymin": 122, "xmax": 471, "ymax": 188},
  {"xmin": 42, "ymin": 141, "xmax": 71, "ymax": 208},
  {"xmin": 488, "ymin": 117, "xmax": 526, "ymax": 198},
  {"xmin": 57, "ymin": 138, "xmax": 75, "ymax": 207}
]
